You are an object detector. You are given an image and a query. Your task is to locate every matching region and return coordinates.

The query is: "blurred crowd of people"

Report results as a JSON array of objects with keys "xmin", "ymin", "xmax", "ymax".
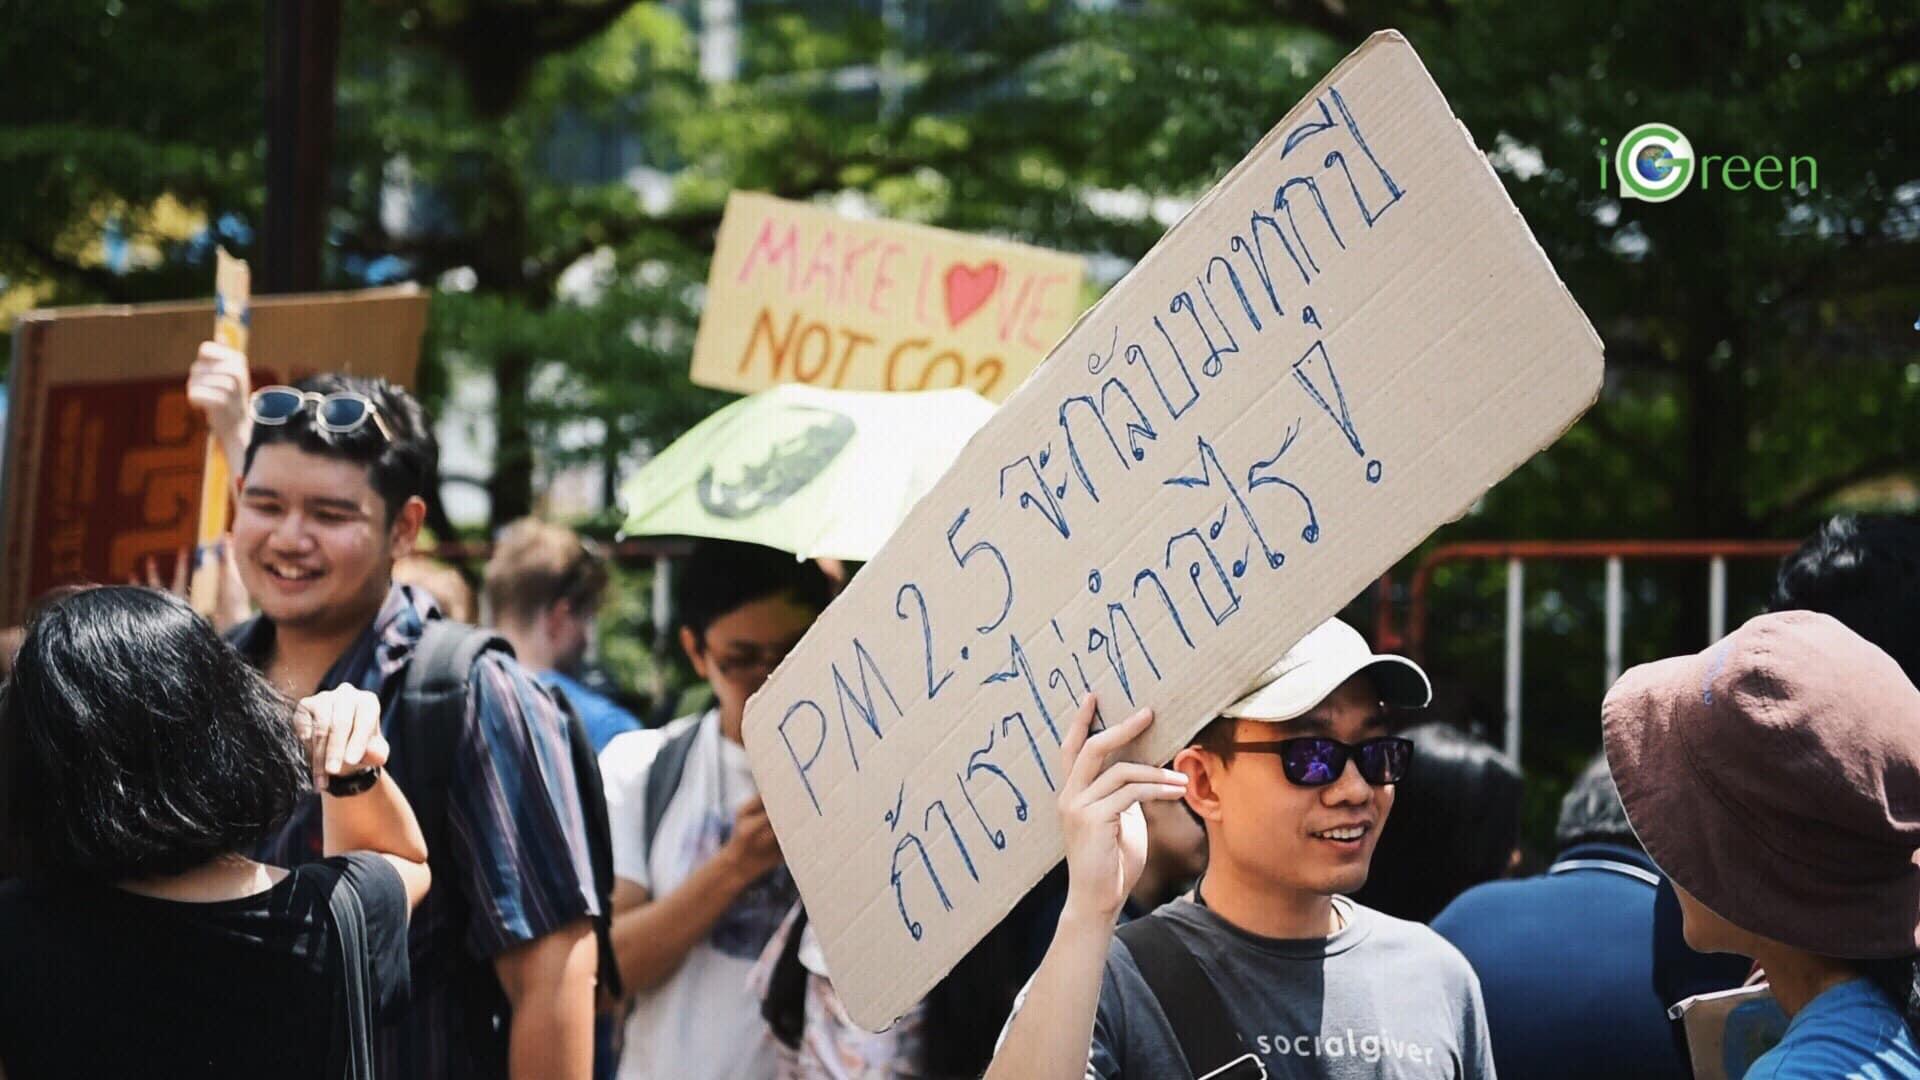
[{"xmin": 0, "ymin": 348, "xmax": 1915, "ymax": 1080}]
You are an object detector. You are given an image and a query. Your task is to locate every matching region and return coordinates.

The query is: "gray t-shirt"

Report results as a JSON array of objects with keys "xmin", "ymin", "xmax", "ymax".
[{"xmin": 1015, "ymin": 894, "xmax": 1496, "ymax": 1079}]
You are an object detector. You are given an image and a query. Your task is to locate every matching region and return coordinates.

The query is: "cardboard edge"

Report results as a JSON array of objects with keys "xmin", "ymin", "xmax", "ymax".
[
  {"xmin": 0, "ymin": 322, "xmax": 42, "ymax": 624},
  {"xmin": 725, "ymin": 190, "xmax": 1092, "ymax": 266},
  {"xmin": 10, "ymin": 283, "xmax": 424, "ymax": 324}
]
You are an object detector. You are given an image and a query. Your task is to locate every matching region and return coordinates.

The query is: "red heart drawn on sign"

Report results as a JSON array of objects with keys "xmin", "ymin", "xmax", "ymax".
[{"xmin": 943, "ymin": 261, "xmax": 1003, "ymax": 328}]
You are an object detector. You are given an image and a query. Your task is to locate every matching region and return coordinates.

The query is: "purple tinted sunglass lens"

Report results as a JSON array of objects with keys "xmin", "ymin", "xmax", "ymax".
[
  {"xmin": 1357, "ymin": 739, "xmax": 1411, "ymax": 783},
  {"xmin": 1284, "ymin": 738, "xmax": 1345, "ymax": 786}
]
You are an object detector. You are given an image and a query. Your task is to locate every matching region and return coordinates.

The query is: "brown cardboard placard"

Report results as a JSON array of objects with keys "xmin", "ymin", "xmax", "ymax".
[
  {"xmin": 1671, "ymin": 984, "xmax": 1788, "ymax": 1079},
  {"xmin": 741, "ymin": 30, "xmax": 1605, "ymax": 1030},
  {"xmin": 0, "ymin": 285, "xmax": 428, "ymax": 625},
  {"xmin": 689, "ymin": 193, "xmax": 1085, "ymax": 401}
]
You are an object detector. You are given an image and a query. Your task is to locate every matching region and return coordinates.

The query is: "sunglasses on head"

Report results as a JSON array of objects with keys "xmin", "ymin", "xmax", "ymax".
[
  {"xmin": 249, "ymin": 386, "xmax": 394, "ymax": 442},
  {"xmin": 1224, "ymin": 735, "xmax": 1414, "ymax": 787}
]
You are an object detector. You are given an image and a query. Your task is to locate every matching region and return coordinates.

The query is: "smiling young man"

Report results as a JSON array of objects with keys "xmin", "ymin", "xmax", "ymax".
[
  {"xmin": 989, "ymin": 618, "xmax": 1495, "ymax": 1080},
  {"xmin": 199, "ymin": 355, "xmax": 602, "ymax": 1080}
]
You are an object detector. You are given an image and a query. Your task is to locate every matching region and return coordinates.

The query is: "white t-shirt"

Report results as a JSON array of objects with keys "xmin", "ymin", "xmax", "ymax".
[{"xmin": 602, "ymin": 711, "xmax": 795, "ymax": 1080}]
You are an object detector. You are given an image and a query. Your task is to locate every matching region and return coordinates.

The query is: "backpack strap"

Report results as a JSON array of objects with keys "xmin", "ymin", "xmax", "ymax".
[
  {"xmin": 391, "ymin": 621, "xmax": 507, "ymax": 872},
  {"xmin": 327, "ymin": 865, "xmax": 375, "ymax": 1080},
  {"xmin": 542, "ymin": 682, "xmax": 626, "ymax": 1000},
  {"xmin": 385, "ymin": 620, "xmax": 514, "ymax": 1067},
  {"xmin": 760, "ymin": 905, "xmax": 811, "ymax": 1049},
  {"xmin": 642, "ymin": 719, "xmax": 705, "ymax": 868},
  {"xmin": 1116, "ymin": 916, "xmax": 1264, "ymax": 1080}
]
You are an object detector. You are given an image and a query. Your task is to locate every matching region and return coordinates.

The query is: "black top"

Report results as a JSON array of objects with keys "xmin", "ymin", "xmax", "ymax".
[{"xmin": 0, "ymin": 853, "xmax": 409, "ymax": 1079}]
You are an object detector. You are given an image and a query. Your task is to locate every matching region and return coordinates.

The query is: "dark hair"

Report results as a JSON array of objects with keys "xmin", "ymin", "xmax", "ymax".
[
  {"xmin": 673, "ymin": 539, "xmax": 832, "ymax": 642},
  {"xmin": 1555, "ymin": 752, "xmax": 1639, "ymax": 851},
  {"xmin": 1351, "ymin": 721, "xmax": 1523, "ymax": 923},
  {"xmin": 0, "ymin": 586, "xmax": 309, "ymax": 881},
  {"xmin": 242, "ymin": 373, "xmax": 437, "ymax": 520},
  {"xmin": 484, "ymin": 518, "xmax": 609, "ymax": 624},
  {"xmin": 1863, "ymin": 955, "xmax": 1920, "ymax": 1041},
  {"xmin": 1187, "ymin": 715, "xmax": 1238, "ymax": 764},
  {"xmin": 1771, "ymin": 514, "xmax": 1920, "ymax": 684}
]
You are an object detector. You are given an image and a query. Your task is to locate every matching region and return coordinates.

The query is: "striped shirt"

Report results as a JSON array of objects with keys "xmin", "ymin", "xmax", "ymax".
[{"xmin": 239, "ymin": 584, "xmax": 600, "ymax": 1080}]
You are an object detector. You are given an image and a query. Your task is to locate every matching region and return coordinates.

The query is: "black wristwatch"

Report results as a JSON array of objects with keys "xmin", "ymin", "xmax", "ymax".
[{"xmin": 324, "ymin": 766, "xmax": 382, "ymax": 797}]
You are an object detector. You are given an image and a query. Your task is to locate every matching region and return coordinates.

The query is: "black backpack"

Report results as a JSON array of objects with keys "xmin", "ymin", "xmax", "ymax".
[{"xmin": 384, "ymin": 621, "xmax": 625, "ymax": 1019}]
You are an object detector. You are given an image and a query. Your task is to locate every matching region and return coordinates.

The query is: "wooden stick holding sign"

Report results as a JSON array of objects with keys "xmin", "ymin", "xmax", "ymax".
[
  {"xmin": 741, "ymin": 30, "xmax": 1606, "ymax": 1031},
  {"xmin": 189, "ymin": 248, "xmax": 249, "ymax": 617}
]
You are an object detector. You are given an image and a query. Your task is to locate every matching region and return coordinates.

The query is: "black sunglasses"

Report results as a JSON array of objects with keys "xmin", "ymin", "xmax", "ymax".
[{"xmin": 1224, "ymin": 736, "xmax": 1414, "ymax": 787}]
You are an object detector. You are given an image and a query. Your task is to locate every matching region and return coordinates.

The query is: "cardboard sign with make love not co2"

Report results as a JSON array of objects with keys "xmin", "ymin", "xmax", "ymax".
[
  {"xmin": 741, "ymin": 31, "xmax": 1605, "ymax": 1030},
  {"xmin": 688, "ymin": 192, "xmax": 1085, "ymax": 401}
]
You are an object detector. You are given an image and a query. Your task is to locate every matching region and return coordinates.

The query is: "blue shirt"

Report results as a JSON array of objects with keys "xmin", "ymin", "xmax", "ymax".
[
  {"xmin": 1746, "ymin": 979, "xmax": 1920, "ymax": 1080},
  {"xmin": 239, "ymin": 585, "xmax": 600, "ymax": 1080},
  {"xmin": 1433, "ymin": 843, "xmax": 1691, "ymax": 1080},
  {"xmin": 539, "ymin": 669, "xmax": 643, "ymax": 753}
]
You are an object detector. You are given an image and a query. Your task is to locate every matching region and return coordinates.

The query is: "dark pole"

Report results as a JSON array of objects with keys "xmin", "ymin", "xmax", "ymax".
[{"xmin": 261, "ymin": 0, "xmax": 343, "ymax": 294}]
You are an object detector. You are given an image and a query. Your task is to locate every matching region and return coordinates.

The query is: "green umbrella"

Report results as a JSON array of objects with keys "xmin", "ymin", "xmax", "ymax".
[{"xmin": 618, "ymin": 384, "xmax": 997, "ymax": 561}]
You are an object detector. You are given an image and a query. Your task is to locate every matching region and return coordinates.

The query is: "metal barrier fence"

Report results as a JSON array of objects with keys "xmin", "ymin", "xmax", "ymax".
[
  {"xmin": 435, "ymin": 534, "xmax": 1803, "ymax": 763},
  {"xmin": 1374, "ymin": 540, "xmax": 1800, "ymax": 761}
]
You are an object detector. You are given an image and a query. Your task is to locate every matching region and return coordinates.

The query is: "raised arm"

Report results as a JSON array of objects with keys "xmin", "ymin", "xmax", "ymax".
[
  {"xmin": 298, "ymin": 686, "xmax": 432, "ymax": 909},
  {"xmin": 185, "ymin": 340, "xmax": 253, "ymax": 478},
  {"xmin": 984, "ymin": 697, "xmax": 1188, "ymax": 1080}
]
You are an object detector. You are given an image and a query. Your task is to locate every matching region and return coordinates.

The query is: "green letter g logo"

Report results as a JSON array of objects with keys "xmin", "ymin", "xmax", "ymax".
[{"xmin": 1617, "ymin": 123, "xmax": 1695, "ymax": 202}]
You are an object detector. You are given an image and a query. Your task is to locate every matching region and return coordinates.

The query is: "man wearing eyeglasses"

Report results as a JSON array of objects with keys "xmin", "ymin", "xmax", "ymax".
[
  {"xmin": 596, "ymin": 539, "xmax": 834, "ymax": 1080},
  {"xmin": 186, "ymin": 343, "xmax": 603, "ymax": 1080},
  {"xmin": 988, "ymin": 618, "xmax": 1496, "ymax": 1080}
]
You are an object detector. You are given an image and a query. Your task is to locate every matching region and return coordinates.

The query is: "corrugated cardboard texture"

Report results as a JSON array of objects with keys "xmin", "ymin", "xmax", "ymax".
[
  {"xmin": 689, "ymin": 192, "xmax": 1085, "ymax": 401},
  {"xmin": 742, "ymin": 31, "xmax": 1604, "ymax": 1030},
  {"xmin": 1, "ymin": 286, "xmax": 428, "ymax": 624}
]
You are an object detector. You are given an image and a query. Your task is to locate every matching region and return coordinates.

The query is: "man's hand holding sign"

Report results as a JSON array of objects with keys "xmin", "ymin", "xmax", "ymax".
[{"xmin": 741, "ymin": 30, "xmax": 1606, "ymax": 1033}]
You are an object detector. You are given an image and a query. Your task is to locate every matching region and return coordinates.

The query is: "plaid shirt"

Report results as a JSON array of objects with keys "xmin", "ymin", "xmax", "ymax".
[{"xmin": 239, "ymin": 585, "xmax": 600, "ymax": 1080}]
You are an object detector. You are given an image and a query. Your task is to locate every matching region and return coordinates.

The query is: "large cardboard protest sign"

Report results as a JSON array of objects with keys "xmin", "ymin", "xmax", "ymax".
[
  {"xmin": 742, "ymin": 31, "xmax": 1605, "ymax": 1029},
  {"xmin": 689, "ymin": 193, "xmax": 1084, "ymax": 401},
  {"xmin": 0, "ymin": 286, "xmax": 427, "ymax": 625}
]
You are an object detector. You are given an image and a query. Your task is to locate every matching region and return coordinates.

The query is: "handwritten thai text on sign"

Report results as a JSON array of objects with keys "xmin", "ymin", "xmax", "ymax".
[
  {"xmin": 741, "ymin": 32, "xmax": 1604, "ymax": 1030},
  {"xmin": 689, "ymin": 194, "xmax": 1084, "ymax": 401}
]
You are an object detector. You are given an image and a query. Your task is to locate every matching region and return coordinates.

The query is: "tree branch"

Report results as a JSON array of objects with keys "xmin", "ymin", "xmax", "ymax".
[
  {"xmin": 1266, "ymin": 0, "xmax": 1367, "ymax": 43},
  {"xmin": 7, "ymin": 238, "xmax": 129, "ymax": 300},
  {"xmin": 1763, "ymin": 452, "xmax": 1917, "ymax": 526}
]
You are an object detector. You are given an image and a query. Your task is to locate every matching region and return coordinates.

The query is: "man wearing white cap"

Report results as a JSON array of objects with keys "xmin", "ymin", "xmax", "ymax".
[{"xmin": 988, "ymin": 618, "xmax": 1496, "ymax": 1079}]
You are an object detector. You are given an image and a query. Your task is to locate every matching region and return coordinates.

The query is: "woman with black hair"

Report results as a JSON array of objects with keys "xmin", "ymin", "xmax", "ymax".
[{"xmin": 0, "ymin": 586, "xmax": 431, "ymax": 1079}]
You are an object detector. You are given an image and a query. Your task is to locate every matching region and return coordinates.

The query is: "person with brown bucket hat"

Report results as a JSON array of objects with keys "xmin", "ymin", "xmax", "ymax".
[{"xmin": 1602, "ymin": 609, "xmax": 1920, "ymax": 1078}]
